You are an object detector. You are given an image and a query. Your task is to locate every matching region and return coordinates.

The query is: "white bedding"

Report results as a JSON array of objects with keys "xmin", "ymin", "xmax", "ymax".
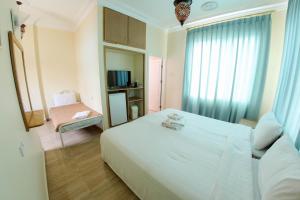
[
  {"xmin": 252, "ymin": 159, "xmax": 261, "ymax": 200},
  {"xmin": 101, "ymin": 109, "xmax": 255, "ymax": 200}
]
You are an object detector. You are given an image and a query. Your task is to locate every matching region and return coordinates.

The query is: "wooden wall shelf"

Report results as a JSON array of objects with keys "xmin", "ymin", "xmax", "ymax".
[
  {"xmin": 107, "ymin": 87, "xmax": 144, "ymax": 92},
  {"xmin": 25, "ymin": 110, "xmax": 45, "ymax": 129},
  {"xmin": 128, "ymin": 97, "xmax": 144, "ymax": 103}
]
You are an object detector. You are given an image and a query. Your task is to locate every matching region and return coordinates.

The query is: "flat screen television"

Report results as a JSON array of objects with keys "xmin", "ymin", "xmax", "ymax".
[{"xmin": 107, "ymin": 70, "xmax": 131, "ymax": 88}]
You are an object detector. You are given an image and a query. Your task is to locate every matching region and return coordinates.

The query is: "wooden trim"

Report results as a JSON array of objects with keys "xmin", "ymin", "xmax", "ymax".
[
  {"xmin": 8, "ymin": 31, "xmax": 30, "ymax": 131},
  {"xmin": 142, "ymin": 54, "xmax": 145, "ymax": 116},
  {"xmin": 103, "ymin": 42, "xmax": 146, "ymax": 54},
  {"xmin": 103, "ymin": 47, "xmax": 111, "ymax": 127},
  {"xmin": 8, "ymin": 31, "xmax": 44, "ymax": 131},
  {"xmin": 107, "ymin": 87, "xmax": 144, "ymax": 92}
]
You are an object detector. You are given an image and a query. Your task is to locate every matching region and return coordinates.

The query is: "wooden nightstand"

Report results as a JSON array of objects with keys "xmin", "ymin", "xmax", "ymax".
[{"xmin": 239, "ymin": 119, "xmax": 257, "ymax": 128}]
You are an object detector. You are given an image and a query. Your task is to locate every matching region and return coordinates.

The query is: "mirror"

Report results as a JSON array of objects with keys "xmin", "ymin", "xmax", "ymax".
[
  {"xmin": 13, "ymin": 42, "xmax": 32, "ymax": 112},
  {"xmin": 8, "ymin": 31, "xmax": 44, "ymax": 131}
]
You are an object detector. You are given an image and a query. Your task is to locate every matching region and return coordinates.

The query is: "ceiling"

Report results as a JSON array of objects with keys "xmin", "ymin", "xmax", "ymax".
[
  {"xmin": 106, "ymin": 0, "xmax": 287, "ymax": 28},
  {"xmin": 19, "ymin": 0, "xmax": 287, "ymax": 31},
  {"xmin": 19, "ymin": 0, "xmax": 96, "ymax": 31}
]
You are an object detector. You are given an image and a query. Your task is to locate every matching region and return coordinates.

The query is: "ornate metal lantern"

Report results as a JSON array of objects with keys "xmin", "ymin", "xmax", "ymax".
[{"xmin": 174, "ymin": 0, "xmax": 192, "ymax": 26}]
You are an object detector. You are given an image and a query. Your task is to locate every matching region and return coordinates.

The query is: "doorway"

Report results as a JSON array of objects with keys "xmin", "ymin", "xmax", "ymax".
[{"xmin": 148, "ymin": 56, "xmax": 163, "ymax": 113}]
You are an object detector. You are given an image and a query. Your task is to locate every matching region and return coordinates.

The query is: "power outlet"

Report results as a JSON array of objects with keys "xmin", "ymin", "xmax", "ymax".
[
  {"xmin": 18, "ymin": 142, "xmax": 25, "ymax": 157},
  {"xmin": 0, "ymin": 30, "xmax": 2, "ymax": 48}
]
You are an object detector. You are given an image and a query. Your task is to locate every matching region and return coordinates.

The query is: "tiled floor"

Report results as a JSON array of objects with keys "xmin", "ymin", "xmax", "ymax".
[{"xmin": 33, "ymin": 121, "xmax": 102, "ymax": 151}]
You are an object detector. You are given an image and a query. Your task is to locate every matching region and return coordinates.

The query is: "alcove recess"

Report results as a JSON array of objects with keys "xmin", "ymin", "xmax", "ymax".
[{"xmin": 104, "ymin": 47, "xmax": 145, "ymax": 126}]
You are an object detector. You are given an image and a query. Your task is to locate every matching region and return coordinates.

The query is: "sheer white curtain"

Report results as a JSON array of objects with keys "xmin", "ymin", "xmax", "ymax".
[
  {"xmin": 182, "ymin": 15, "xmax": 271, "ymax": 123},
  {"xmin": 273, "ymin": 0, "xmax": 300, "ymax": 148}
]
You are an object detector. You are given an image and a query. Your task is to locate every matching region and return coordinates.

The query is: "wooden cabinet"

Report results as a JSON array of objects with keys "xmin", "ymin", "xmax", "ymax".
[
  {"xmin": 128, "ymin": 17, "xmax": 146, "ymax": 49},
  {"xmin": 104, "ymin": 8, "xmax": 128, "ymax": 45},
  {"xmin": 103, "ymin": 7, "xmax": 146, "ymax": 49}
]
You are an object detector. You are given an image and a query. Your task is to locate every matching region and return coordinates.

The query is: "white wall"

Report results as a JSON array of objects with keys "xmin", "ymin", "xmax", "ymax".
[
  {"xmin": 75, "ymin": 6, "xmax": 102, "ymax": 113},
  {"xmin": 0, "ymin": 1, "xmax": 48, "ymax": 199},
  {"xmin": 164, "ymin": 11, "xmax": 287, "ymax": 116}
]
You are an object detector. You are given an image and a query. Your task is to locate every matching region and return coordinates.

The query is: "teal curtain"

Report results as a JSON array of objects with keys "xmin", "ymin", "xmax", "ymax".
[
  {"xmin": 182, "ymin": 15, "xmax": 271, "ymax": 123},
  {"xmin": 273, "ymin": 0, "xmax": 300, "ymax": 148}
]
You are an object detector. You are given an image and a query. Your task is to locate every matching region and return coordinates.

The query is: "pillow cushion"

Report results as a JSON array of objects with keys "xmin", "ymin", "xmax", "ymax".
[
  {"xmin": 53, "ymin": 91, "xmax": 77, "ymax": 107},
  {"xmin": 259, "ymin": 135, "xmax": 300, "ymax": 200},
  {"xmin": 253, "ymin": 113, "xmax": 282, "ymax": 150}
]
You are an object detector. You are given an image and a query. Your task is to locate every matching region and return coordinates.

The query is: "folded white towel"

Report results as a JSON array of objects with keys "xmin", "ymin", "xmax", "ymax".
[
  {"xmin": 168, "ymin": 113, "xmax": 183, "ymax": 121},
  {"xmin": 162, "ymin": 119, "xmax": 184, "ymax": 130},
  {"xmin": 72, "ymin": 111, "xmax": 91, "ymax": 120}
]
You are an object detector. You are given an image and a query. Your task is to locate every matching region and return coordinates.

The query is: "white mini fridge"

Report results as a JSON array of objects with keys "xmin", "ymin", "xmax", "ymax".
[{"xmin": 109, "ymin": 92, "xmax": 128, "ymax": 126}]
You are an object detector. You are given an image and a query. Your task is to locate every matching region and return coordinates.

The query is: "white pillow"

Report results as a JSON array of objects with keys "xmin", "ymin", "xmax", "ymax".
[
  {"xmin": 259, "ymin": 135, "xmax": 300, "ymax": 200},
  {"xmin": 253, "ymin": 113, "xmax": 282, "ymax": 150},
  {"xmin": 53, "ymin": 91, "xmax": 77, "ymax": 107}
]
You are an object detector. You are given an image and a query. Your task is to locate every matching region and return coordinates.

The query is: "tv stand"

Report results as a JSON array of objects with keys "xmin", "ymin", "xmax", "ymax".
[{"xmin": 104, "ymin": 47, "xmax": 145, "ymax": 127}]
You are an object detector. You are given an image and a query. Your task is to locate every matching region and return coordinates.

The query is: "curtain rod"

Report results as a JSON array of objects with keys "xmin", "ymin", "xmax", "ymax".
[{"xmin": 187, "ymin": 11, "xmax": 274, "ymax": 31}]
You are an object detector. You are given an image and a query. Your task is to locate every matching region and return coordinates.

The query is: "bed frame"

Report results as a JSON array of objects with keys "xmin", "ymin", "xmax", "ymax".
[{"xmin": 58, "ymin": 116, "xmax": 102, "ymax": 147}]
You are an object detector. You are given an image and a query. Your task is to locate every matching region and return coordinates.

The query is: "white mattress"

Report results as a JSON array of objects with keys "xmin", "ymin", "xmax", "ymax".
[{"xmin": 101, "ymin": 109, "xmax": 255, "ymax": 200}]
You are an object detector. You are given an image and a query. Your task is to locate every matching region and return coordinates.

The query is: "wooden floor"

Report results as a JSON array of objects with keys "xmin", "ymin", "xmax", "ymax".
[{"xmin": 45, "ymin": 137, "xmax": 139, "ymax": 200}]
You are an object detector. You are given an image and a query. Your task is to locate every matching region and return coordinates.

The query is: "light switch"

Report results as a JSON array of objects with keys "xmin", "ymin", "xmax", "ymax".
[
  {"xmin": 0, "ymin": 30, "xmax": 2, "ymax": 49},
  {"xmin": 18, "ymin": 142, "xmax": 25, "ymax": 157}
]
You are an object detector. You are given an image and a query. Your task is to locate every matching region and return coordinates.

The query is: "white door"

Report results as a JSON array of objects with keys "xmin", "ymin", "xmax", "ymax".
[
  {"xmin": 149, "ymin": 57, "xmax": 162, "ymax": 113},
  {"xmin": 109, "ymin": 93, "xmax": 128, "ymax": 126}
]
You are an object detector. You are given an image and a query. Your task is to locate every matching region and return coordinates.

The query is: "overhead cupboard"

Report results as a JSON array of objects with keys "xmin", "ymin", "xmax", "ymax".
[{"xmin": 103, "ymin": 7, "xmax": 146, "ymax": 49}]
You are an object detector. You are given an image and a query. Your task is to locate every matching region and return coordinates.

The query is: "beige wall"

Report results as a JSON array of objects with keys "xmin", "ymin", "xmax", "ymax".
[
  {"xmin": 0, "ymin": 1, "xmax": 48, "ymax": 199},
  {"xmin": 75, "ymin": 6, "xmax": 102, "ymax": 113},
  {"xmin": 22, "ymin": 7, "xmax": 104, "ymax": 119},
  {"xmin": 22, "ymin": 26, "xmax": 43, "ymax": 110},
  {"xmin": 105, "ymin": 48, "xmax": 144, "ymax": 84},
  {"xmin": 260, "ymin": 10, "xmax": 287, "ymax": 116},
  {"xmin": 164, "ymin": 11, "xmax": 287, "ymax": 116},
  {"xmin": 22, "ymin": 26, "xmax": 79, "ymax": 112},
  {"xmin": 146, "ymin": 25, "xmax": 168, "ymax": 58},
  {"xmin": 36, "ymin": 27, "xmax": 78, "ymax": 109},
  {"xmin": 146, "ymin": 25, "xmax": 168, "ymax": 110},
  {"xmin": 165, "ymin": 30, "xmax": 187, "ymax": 109},
  {"xmin": 98, "ymin": 6, "xmax": 109, "ymax": 129}
]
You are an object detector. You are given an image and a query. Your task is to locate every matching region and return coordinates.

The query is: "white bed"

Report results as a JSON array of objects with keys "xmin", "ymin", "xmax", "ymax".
[{"xmin": 101, "ymin": 109, "xmax": 259, "ymax": 200}]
